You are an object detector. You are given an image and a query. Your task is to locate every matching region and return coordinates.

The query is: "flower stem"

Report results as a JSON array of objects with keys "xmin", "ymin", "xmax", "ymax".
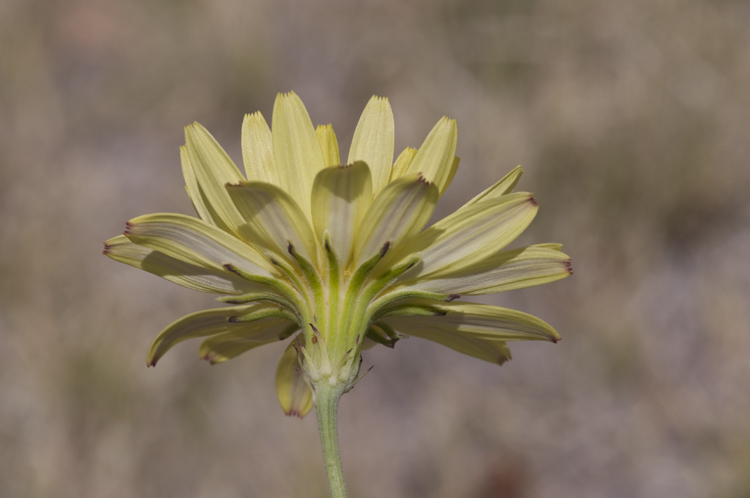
[{"xmin": 315, "ymin": 383, "xmax": 349, "ymax": 498}]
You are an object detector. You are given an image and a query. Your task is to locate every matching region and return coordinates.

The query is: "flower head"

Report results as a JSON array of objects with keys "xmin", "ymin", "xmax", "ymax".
[{"xmin": 104, "ymin": 92, "xmax": 571, "ymax": 418}]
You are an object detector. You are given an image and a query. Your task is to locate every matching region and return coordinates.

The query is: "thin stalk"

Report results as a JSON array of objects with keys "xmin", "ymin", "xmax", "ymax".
[{"xmin": 315, "ymin": 383, "xmax": 349, "ymax": 498}]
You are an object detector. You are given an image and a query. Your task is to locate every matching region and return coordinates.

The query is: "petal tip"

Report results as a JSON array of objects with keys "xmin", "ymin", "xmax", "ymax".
[
  {"xmin": 367, "ymin": 95, "xmax": 389, "ymax": 106},
  {"xmin": 201, "ymin": 351, "xmax": 220, "ymax": 365},
  {"xmin": 440, "ymin": 116, "xmax": 457, "ymax": 128},
  {"xmin": 416, "ymin": 173, "xmax": 435, "ymax": 186},
  {"xmin": 277, "ymin": 90, "xmax": 298, "ymax": 100},
  {"xmin": 564, "ymin": 259, "xmax": 574, "ymax": 274}
]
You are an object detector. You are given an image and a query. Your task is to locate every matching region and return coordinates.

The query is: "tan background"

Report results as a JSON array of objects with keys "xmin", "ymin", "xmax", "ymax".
[{"xmin": 2, "ymin": 0, "xmax": 749, "ymax": 496}]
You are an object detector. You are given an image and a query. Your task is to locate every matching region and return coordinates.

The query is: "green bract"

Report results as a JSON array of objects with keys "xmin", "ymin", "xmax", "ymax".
[{"xmin": 104, "ymin": 92, "xmax": 571, "ymax": 418}]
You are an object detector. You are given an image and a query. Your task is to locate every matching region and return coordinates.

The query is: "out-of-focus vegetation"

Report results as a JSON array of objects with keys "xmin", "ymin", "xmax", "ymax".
[{"xmin": 1, "ymin": 0, "xmax": 749, "ymax": 496}]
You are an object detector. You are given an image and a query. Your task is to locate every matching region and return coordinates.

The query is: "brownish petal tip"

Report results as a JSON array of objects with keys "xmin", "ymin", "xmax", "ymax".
[
  {"xmin": 223, "ymin": 263, "xmax": 241, "ymax": 275},
  {"xmin": 201, "ymin": 352, "xmax": 218, "ymax": 365},
  {"xmin": 416, "ymin": 173, "xmax": 435, "ymax": 186}
]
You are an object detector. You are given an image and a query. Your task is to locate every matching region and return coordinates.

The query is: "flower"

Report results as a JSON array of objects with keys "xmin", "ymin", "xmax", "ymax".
[{"xmin": 103, "ymin": 92, "xmax": 572, "ymax": 419}]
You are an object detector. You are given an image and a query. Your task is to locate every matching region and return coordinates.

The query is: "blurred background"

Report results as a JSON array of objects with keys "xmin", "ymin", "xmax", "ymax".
[{"xmin": 1, "ymin": 0, "xmax": 749, "ymax": 496}]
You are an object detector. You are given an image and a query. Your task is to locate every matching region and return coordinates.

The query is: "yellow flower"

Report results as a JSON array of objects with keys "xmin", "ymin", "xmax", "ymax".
[{"xmin": 103, "ymin": 92, "xmax": 572, "ymax": 419}]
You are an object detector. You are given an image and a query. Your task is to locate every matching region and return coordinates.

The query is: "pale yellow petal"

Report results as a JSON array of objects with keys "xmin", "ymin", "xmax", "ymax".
[
  {"xmin": 464, "ymin": 165, "xmax": 524, "ymax": 207},
  {"xmin": 104, "ymin": 235, "xmax": 263, "ymax": 295},
  {"xmin": 365, "ymin": 322, "xmax": 399, "ymax": 348},
  {"xmin": 402, "ymin": 117, "xmax": 457, "ymax": 196},
  {"xmin": 180, "ymin": 145, "xmax": 219, "ymax": 226},
  {"xmin": 311, "ymin": 162, "xmax": 373, "ymax": 265},
  {"xmin": 226, "ymin": 181, "xmax": 318, "ymax": 265},
  {"xmin": 353, "ymin": 175, "xmax": 438, "ymax": 266},
  {"xmin": 275, "ymin": 336, "xmax": 313, "ymax": 418},
  {"xmin": 384, "ymin": 301, "xmax": 561, "ymax": 343},
  {"xmin": 316, "ymin": 124, "xmax": 341, "ymax": 167},
  {"xmin": 124, "ymin": 213, "xmax": 276, "ymax": 277},
  {"xmin": 242, "ymin": 111, "xmax": 278, "ymax": 185},
  {"xmin": 272, "ymin": 91, "xmax": 326, "ymax": 220},
  {"xmin": 147, "ymin": 304, "xmax": 277, "ymax": 366},
  {"xmin": 347, "ymin": 96, "xmax": 395, "ymax": 194},
  {"xmin": 390, "ymin": 147, "xmax": 418, "ymax": 182},
  {"xmin": 184, "ymin": 123, "xmax": 246, "ymax": 233},
  {"xmin": 393, "ymin": 324, "xmax": 512, "ymax": 365},
  {"xmin": 199, "ymin": 318, "xmax": 295, "ymax": 365},
  {"xmin": 444, "ymin": 155, "xmax": 460, "ymax": 191},
  {"xmin": 389, "ymin": 192, "xmax": 538, "ymax": 277},
  {"xmin": 396, "ymin": 244, "xmax": 572, "ymax": 295}
]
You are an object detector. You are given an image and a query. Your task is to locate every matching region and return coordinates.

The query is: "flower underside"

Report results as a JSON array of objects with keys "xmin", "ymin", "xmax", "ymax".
[{"xmin": 104, "ymin": 92, "xmax": 571, "ymax": 417}]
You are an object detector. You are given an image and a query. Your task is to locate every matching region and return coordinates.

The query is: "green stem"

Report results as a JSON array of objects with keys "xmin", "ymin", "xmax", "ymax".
[{"xmin": 316, "ymin": 383, "xmax": 349, "ymax": 498}]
